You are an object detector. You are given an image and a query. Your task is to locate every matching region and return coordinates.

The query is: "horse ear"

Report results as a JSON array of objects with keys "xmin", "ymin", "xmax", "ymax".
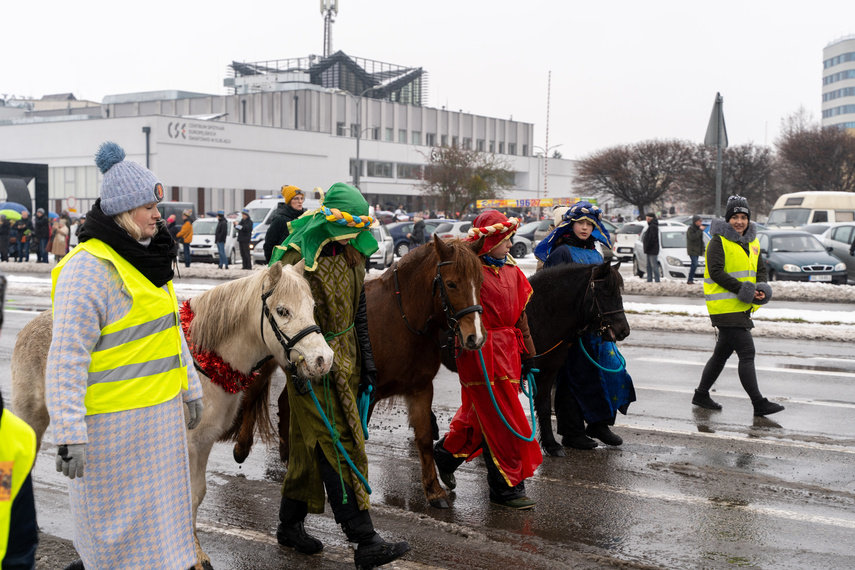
[
  {"xmin": 266, "ymin": 261, "xmax": 284, "ymax": 287},
  {"xmin": 434, "ymin": 233, "xmax": 451, "ymax": 258},
  {"xmin": 292, "ymin": 258, "xmax": 306, "ymax": 275},
  {"xmin": 594, "ymin": 260, "xmax": 610, "ymax": 278},
  {"xmin": 468, "ymin": 236, "xmax": 486, "ymax": 255}
]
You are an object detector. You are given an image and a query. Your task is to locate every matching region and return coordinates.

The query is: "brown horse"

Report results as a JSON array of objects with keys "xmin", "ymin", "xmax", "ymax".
[{"xmin": 231, "ymin": 234, "xmax": 487, "ymax": 508}]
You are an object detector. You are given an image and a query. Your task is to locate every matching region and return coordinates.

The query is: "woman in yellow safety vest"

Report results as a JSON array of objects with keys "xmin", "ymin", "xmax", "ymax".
[
  {"xmin": 45, "ymin": 142, "xmax": 205, "ymax": 570},
  {"xmin": 0, "ymin": 391, "xmax": 38, "ymax": 570},
  {"xmin": 692, "ymin": 195, "xmax": 785, "ymax": 417}
]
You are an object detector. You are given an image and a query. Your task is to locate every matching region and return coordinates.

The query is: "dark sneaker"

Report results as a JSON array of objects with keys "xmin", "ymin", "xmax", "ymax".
[
  {"xmin": 692, "ymin": 389, "xmax": 723, "ymax": 410},
  {"xmin": 277, "ymin": 521, "xmax": 324, "ymax": 554},
  {"xmin": 354, "ymin": 534, "xmax": 410, "ymax": 569},
  {"xmin": 561, "ymin": 434, "xmax": 598, "ymax": 450},
  {"xmin": 585, "ymin": 424, "xmax": 623, "ymax": 446},
  {"xmin": 753, "ymin": 398, "xmax": 785, "ymax": 417},
  {"xmin": 490, "ymin": 496, "xmax": 536, "ymax": 510}
]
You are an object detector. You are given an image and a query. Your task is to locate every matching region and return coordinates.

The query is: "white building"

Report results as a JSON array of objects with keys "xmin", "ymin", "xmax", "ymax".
[
  {"xmin": 0, "ymin": 52, "xmax": 577, "ymax": 216},
  {"xmin": 822, "ymin": 35, "xmax": 855, "ymax": 131}
]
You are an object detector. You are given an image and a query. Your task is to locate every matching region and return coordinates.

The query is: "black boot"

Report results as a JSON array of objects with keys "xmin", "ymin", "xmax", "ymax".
[
  {"xmin": 692, "ymin": 389, "xmax": 723, "ymax": 410},
  {"xmin": 753, "ymin": 398, "xmax": 785, "ymax": 416},
  {"xmin": 556, "ymin": 390, "xmax": 597, "ymax": 450},
  {"xmin": 585, "ymin": 421, "xmax": 623, "ymax": 446},
  {"xmin": 343, "ymin": 510, "xmax": 410, "ymax": 570},
  {"xmin": 276, "ymin": 495, "xmax": 323, "ymax": 554},
  {"xmin": 434, "ymin": 437, "xmax": 465, "ymax": 490},
  {"xmin": 63, "ymin": 561, "xmax": 85, "ymax": 570},
  {"xmin": 482, "ymin": 443, "xmax": 535, "ymax": 510}
]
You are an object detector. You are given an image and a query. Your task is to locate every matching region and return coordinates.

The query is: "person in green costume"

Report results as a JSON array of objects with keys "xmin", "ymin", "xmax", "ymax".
[{"xmin": 270, "ymin": 182, "xmax": 410, "ymax": 569}]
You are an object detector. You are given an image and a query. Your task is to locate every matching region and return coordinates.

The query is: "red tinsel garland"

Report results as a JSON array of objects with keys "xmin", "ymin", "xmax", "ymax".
[{"xmin": 179, "ymin": 299, "xmax": 258, "ymax": 394}]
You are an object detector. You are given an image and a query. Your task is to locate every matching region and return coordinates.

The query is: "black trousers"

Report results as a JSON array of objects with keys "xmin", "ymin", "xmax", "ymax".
[
  {"xmin": 697, "ymin": 326, "xmax": 762, "ymax": 402},
  {"xmin": 239, "ymin": 241, "xmax": 252, "ymax": 269}
]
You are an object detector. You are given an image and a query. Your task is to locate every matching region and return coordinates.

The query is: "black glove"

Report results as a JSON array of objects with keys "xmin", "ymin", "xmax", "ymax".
[
  {"xmin": 359, "ymin": 370, "xmax": 376, "ymax": 399},
  {"xmin": 521, "ymin": 359, "xmax": 538, "ymax": 378}
]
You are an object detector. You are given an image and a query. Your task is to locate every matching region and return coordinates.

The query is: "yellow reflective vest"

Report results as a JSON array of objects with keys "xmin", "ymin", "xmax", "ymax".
[
  {"xmin": 704, "ymin": 236, "xmax": 762, "ymax": 315},
  {"xmin": 51, "ymin": 239, "xmax": 188, "ymax": 416},
  {"xmin": 0, "ymin": 409, "xmax": 37, "ymax": 562}
]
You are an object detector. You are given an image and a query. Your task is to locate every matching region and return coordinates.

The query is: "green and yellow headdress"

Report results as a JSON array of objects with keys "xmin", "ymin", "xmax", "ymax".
[{"xmin": 270, "ymin": 182, "xmax": 378, "ymax": 271}]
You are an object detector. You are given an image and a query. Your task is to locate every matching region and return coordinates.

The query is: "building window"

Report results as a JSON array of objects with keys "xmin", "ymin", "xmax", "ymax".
[
  {"xmin": 498, "ymin": 142, "xmax": 504, "ymax": 154},
  {"xmin": 349, "ymin": 159, "xmax": 363, "ymax": 179},
  {"xmin": 452, "ymin": 136, "xmax": 459, "ymax": 147},
  {"xmin": 398, "ymin": 129, "xmax": 407, "ymax": 143},
  {"xmin": 522, "ymin": 144, "xmax": 528, "ymax": 156},
  {"xmin": 411, "ymin": 131, "xmax": 421, "ymax": 145},
  {"xmin": 425, "ymin": 133, "xmax": 435, "ymax": 146},
  {"xmin": 462, "ymin": 138, "xmax": 472, "ymax": 150},
  {"xmin": 476, "ymin": 139, "xmax": 485, "ymax": 152},
  {"xmin": 441, "ymin": 134, "xmax": 448, "ymax": 147},
  {"xmin": 350, "ymin": 123, "xmax": 359, "ymax": 138},
  {"xmin": 508, "ymin": 143, "xmax": 516, "ymax": 155},
  {"xmin": 337, "ymin": 122, "xmax": 347, "ymax": 136},
  {"xmin": 397, "ymin": 163, "xmax": 423, "ymax": 179},
  {"xmin": 385, "ymin": 128, "xmax": 394, "ymax": 141},
  {"xmin": 367, "ymin": 161, "xmax": 393, "ymax": 178},
  {"xmin": 371, "ymin": 127, "xmax": 380, "ymax": 140},
  {"xmin": 489, "ymin": 140, "xmax": 495, "ymax": 153}
]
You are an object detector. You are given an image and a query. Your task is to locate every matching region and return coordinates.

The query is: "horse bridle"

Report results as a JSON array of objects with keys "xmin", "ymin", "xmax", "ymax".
[
  {"xmin": 394, "ymin": 259, "xmax": 483, "ymax": 337},
  {"xmin": 260, "ymin": 285, "xmax": 323, "ymax": 370},
  {"xmin": 579, "ymin": 269, "xmax": 625, "ymax": 337}
]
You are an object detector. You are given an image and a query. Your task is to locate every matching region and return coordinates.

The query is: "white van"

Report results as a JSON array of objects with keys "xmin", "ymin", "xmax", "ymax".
[
  {"xmin": 766, "ymin": 191, "xmax": 855, "ymax": 228},
  {"xmin": 245, "ymin": 195, "xmax": 321, "ymax": 264}
]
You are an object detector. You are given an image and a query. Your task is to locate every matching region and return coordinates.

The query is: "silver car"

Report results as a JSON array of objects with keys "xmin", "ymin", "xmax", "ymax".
[
  {"xmin": 432, "ymin": 221, "xmax": 532, "ymax": 258},
  {"xmin": 632, "ymin": 225, "xmax": 709, "ymax": 280},
  {"xmin": 369, "ymin": 224, "xmax": 394, "ymax": 269},
  {"xmin": 180, "ymin": 216, "xmax": 238, "ymax": 265},
  {"xmin": 819, "ymin": 222, "xmax": 855, "ymax": 280}
]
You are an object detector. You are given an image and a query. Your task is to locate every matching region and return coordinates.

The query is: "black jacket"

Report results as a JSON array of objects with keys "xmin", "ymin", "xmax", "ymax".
[
  {"xmin": 409, "ymin": 220, "xmax": 426, "ymax": 245},
  {"xmin": 0, "ymin": 219, "xmax": 10, "ymax": 238},
  {"xmin": 34, "ymin": 215, "xmax": 50, "ymax": 240},
  {"xmin": 264, "ymin": 203, "xmax": 304, "ymax": 262},
  {"xmin": 215, "ymin": 218, "xmax": 228, "ymax": 243},
  {"xmin": 686, "ymin": 223, "xmax": 705, "ymax": 257},
  {"xmin": 14, "ymin": 217, "xmax": 33, "ymax": 239},
  {"xmin": 642, "ymin": 216, "xmax": 659, "ymax": 255},
  {"xmin": 237, "ymin": 215, "xmax": 253, "ymax": 243}
]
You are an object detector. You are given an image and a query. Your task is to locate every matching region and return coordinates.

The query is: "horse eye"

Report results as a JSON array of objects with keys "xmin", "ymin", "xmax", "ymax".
[
  {"xmin": 276, "ymin": 307, "xmax": 291, "ymax": 318},
  {"xmin": 445, "ymin": 281, "xmax": 457, "ymax": 290}
]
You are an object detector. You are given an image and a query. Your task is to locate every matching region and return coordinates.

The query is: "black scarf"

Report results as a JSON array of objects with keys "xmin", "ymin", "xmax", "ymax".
[
  {"xmin": 559, "ymin": 232, "xmax": 596, "ymax": 250},
  {"xmin": 78, "ymin": 199, "xmax": 177, "ymax": 288}
]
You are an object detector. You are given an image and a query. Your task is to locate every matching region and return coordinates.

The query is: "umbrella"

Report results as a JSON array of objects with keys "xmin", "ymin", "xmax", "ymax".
[
  {"xmin": 0, "ymin": 209, "xmax": 22, "ymax": 220},
  {"xmin": 0, "ymin": 202, "xmax": 28, "ymax": 214},
  {"xmin": 48, "ymin": 211, "xmax": 59, "ymax": 219}
]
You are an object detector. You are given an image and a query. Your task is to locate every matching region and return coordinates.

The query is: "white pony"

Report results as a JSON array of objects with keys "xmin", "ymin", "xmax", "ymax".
[{"xmin": 11, "ymin": 260, "xmax": 333, "ymax": 570}]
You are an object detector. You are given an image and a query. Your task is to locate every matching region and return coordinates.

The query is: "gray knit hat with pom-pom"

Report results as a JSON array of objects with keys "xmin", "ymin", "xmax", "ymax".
[{"xmin": 96, "ymin": 142, "xmax": 164, "ymax": 216}]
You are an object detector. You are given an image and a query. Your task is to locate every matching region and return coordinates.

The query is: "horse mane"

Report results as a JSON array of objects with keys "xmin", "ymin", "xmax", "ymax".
[{"xmin": 189, "ymin": 266, "xmax": 308, "ymax": 352}]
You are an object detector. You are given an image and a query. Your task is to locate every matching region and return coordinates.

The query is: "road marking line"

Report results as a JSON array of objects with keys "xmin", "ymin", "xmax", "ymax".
[{"xmin": 637, "ymin": 357, "xmax": 855, "ymax": 378}]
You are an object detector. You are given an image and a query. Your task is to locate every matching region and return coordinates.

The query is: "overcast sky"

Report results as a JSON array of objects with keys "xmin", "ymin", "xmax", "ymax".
[{"xmin": 3, "ymin": 1, "xmax": 853, "ymax": 159}]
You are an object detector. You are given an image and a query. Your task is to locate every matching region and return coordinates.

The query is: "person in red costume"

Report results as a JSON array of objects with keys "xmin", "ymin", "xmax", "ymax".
[{"xmin": 433, "ymin": 210, "xmax": 542, "ymax": 509}]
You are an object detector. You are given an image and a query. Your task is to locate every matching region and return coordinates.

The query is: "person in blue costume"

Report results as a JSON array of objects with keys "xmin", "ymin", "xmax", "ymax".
[{"xmin": 534, "ymin": 202, "xmax": 636, "ymax": 449}]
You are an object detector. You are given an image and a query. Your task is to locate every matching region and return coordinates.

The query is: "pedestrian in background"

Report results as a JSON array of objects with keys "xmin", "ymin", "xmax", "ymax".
[
  {"xmin": 215, "ymin": 210, "xmax": 229, "ymax": 269},
  {"xmin": 50, "ymin": 216, "xmax": 69, "ymax": 263},
  {"xmin": 264, "ymin": 184, "xmax": 305, "ymax": 263},
  {"xmin": 270, "ymin": 182, "xmax": 410, "ymax": 568},
  {"xmin": 0, "ymin": 215, "xmax": 9, "ymax": 262},
  {"xmin": 406, "ymin": 215, "xmax": 425, "ymax": 250},
  {"xmin": 434, "ymin": 210, "xmax": 542, "ymax": 509},
  {"xmin": 176, "ymin": 209, "xmax": 194, "ymax": 268},
  {"xmin": 686, "ymin": 214, "xmax": 706, "ymax": 284},
  {"xmin": 14, "ymin": 211, "xmax": 33, "ymax": 262},
  {"xmin": 46, "ymin": 141, "xmax": 204, "ymax": 570},
  {"xmin": 643, "ymin": 212, "xmax": 660, "ymax": 282},
  {"xmin": 236, "ymin": 209, "xmax": 253, "ymax": 269},
  {"xmin": 34, "ymin": 209, "xmax": 50, "ymax": 263},
  {"xmin": 692, "ymin": 195, "xmax": 784, "ymax": 417}
]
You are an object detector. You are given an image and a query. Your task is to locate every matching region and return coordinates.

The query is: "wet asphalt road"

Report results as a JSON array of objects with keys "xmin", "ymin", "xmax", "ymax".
[{"xmin": 3, "ymin": 303, "xmax": 854, "ymax": 569}]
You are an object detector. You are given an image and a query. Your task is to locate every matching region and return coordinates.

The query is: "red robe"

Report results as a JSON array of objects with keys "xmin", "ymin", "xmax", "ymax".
[{"xmin": 443, "ymin": 262, "xmax": 543, "ymax": 487}]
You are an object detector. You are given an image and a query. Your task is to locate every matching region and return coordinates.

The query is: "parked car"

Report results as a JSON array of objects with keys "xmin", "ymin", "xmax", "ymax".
[
  {"xmin": 387, "ymin": 219, "xmax": 453, "ymax": 257},
  {"xmin": 800, "ymin": 222, "xmax": 834, "ymax": 235},
  {"xmin": 758, "ymin": 230, "xmax": 847, "ymax": 284},
  {"xmin": 613, "ymin": 219, "xmax": 686, "ymax": 262},
  {"xmin": 431, "ymin": 220, "xmax": 531, "ymax": 258},
  {"xmin": 369, "ymin": 223, "xmax": 394, "ymax": 269},
  {"xmin": 516, "ymin": 220, "xmax": 544, "ymax": 243},
  {"xmin": 819, "ymin": 222, "xmax": 855, "ymax": 281},
  {"xmin": 179, "ymin": 216, "xmax": 239, "ymax": 265},
  {"xmin": 632, "ymin": 225, "xmax": 710, "ymax": 280}
]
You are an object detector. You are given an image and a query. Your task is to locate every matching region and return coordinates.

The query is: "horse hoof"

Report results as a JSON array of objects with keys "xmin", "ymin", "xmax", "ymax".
[
  {"xmin": 233, "ymin": 445, "xmax": 249, "ymax": 464},
  {"xmin": 429, "ymin": 498, "xmax": 450, "ymax": 509}
]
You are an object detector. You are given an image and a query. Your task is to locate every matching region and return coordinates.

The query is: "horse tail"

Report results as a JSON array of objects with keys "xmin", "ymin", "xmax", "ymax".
[
  {"xmin": 218, "ymin": 360, "xmax": 277, "ymax": 446},
  {"xmin": 10, "ymin": 310, "xmax": 54, "ymax": 452}
]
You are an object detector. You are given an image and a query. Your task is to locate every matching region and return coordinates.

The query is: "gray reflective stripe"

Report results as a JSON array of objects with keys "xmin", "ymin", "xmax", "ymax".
[
  {"xmin": 87, "ymin": 354, "xmax": 183, "ymax": 386},
  {"xmin": 93, "ymin": 314, "xmax": 177, "ymax": 352},
  {"xmin": 728, "ymin": 269, "xmax": 756, "ymax": 278},
  {"xmin": 705, "ymin": 292, "xmax": 738, "ymax": 301}
]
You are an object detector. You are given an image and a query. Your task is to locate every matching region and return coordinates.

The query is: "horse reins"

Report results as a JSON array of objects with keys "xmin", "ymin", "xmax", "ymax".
[
  {"xmin": 260, "ymin": 284, "xmax": 323, "ymax": 371},
  {"xmin": 393, "ymin": 259, "xmax": 483, "ymax": 337}
]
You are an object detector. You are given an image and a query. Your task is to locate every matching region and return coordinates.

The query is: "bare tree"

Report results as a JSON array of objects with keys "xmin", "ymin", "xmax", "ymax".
[
  {"xmin": 420, "ymin": 145, "xmax": 514, "ymax": 216},
  {"xmin": 574, "ymin": 140, "xmax": 692, "ymax": 215},
  {"xmin": 775, "ymin": 110, "xmax": 855, "ymax": 194},
  {"xmin": 680, "ymin": 143, "xmax": 781, "ymax": 215}
]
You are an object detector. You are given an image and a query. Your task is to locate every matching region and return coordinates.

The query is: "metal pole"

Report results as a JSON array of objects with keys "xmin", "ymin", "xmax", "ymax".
[
  {"xmin": 714, "ymin": 98, "xmax": 723, "ymax": 218},
  {"xmin": 142, "ymin": 126, "xmax": 151, "ymax": 169},
  {"xmin": 355, "ymin": 97, "xmax": 361, "ymax": 190}
]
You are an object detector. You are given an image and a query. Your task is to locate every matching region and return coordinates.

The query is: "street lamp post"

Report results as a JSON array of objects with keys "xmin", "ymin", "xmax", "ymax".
[
  {"xmin": 533, "ymin": 143, "xmax": 563, "ymax": 219},
  {"xmin": 352, "ymin": 86, "xmax": 377, "ymax": 191}
]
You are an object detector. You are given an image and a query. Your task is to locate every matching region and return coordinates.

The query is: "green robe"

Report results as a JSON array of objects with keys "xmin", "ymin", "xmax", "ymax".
[{"xmin": 279, "ymin": 248, "xmax": 370, "ymax": 513}]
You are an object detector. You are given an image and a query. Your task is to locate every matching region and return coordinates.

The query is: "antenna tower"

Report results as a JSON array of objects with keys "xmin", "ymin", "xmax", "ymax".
[
  {"xmin": 543, "ymin": 70, "xmax": 552, "ymax": 201},
  {"xmin": 321, "ymin": 0, "xmax": 339, "ymax": 57}
]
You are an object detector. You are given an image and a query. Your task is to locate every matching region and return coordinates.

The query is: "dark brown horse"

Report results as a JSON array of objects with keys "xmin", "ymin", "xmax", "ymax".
[{"xmin": 227, "ymin": 234, "xmax": 487, "ymax": 508}]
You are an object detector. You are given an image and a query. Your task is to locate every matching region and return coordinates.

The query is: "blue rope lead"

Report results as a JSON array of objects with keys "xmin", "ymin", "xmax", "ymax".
[
  {"xmin": 357, "ymin": 386, "xmax": 374, "ymax": 440},
  {"xmin": 578, "ymin": 337, "xmax": 626, "ymax": 373},
  {"xmin": 478, "ymin": 349, "xmax": 538, "ymax": 442},
  {"xmin": 305, "ymin": 379, "xmax": 372, "ymax": 495}
]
